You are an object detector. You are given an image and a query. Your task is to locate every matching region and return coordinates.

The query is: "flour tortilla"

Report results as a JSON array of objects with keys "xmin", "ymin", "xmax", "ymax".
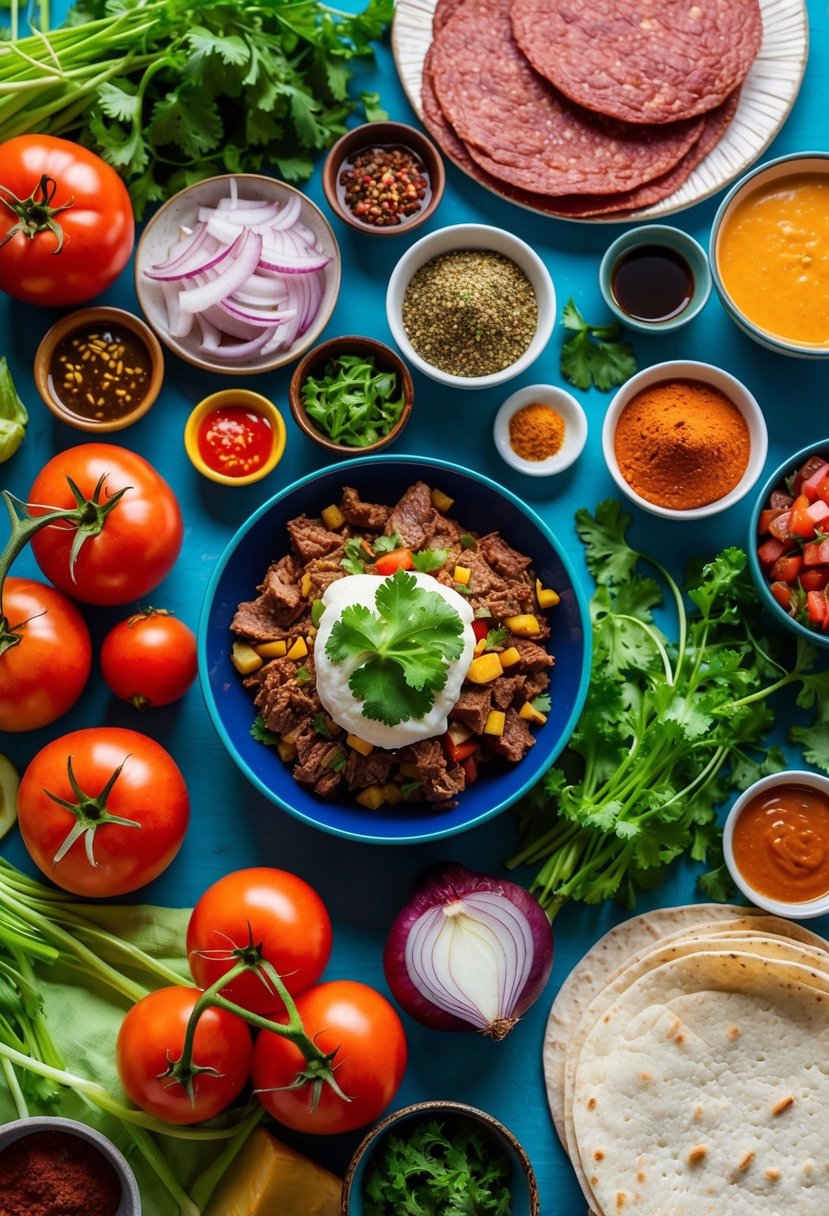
[{"xmin": 572, "ymin": 952, "xmax": 829, "ymax": 1215}]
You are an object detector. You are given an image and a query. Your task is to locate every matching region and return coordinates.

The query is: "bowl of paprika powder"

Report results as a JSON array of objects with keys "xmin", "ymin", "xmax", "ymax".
[
  {"xmin": 0, "ymin": 1115, "xmax": 141, "ymax": 1215},
  {"xmin": 601, "ymin": 359, "xmax": 767, "ymax": 520},
  {"xmin": 493, "ymin": 383, "xmax": 587, "ymax": 476}
]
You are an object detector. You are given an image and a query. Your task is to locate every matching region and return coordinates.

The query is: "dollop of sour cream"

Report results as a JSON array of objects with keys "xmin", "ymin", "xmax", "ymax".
[{"xmin": 314, "ymin": 572, "xmax": 476, "ymax": 749}]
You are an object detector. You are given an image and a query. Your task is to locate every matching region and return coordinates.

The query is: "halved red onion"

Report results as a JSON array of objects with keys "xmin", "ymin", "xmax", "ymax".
[{"xmin": 383, "ymin": 862, "xmax": 554, "ymax": 1039}]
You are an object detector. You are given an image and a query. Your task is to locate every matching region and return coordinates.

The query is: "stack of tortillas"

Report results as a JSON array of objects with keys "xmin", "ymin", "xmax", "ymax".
[{"xmin": 543, "ymin": 904, "xmax": 829, "ymax": 1215}]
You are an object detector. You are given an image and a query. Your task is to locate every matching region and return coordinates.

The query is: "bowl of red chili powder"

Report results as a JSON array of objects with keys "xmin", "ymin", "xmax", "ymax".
[
  {"xmin": 601, "ymin": 360, "xmax": 768, "ymax": 520},
  {"xmin": 0, "ymin": 1115, "xmax": 140, "ymax": 1215}
]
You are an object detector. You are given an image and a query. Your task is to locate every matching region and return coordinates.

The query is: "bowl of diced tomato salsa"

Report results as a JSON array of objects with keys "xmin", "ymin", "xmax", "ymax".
[{"xmin": 750, "ymin": 440, "xmax": 829, "ymax": 645}]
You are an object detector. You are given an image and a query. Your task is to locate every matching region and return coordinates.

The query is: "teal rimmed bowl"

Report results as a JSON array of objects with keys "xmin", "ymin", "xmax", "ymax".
[
  {"xmin": 599, "ymin": 224, "xmax": 711, "ymax": 334},
  {"xmin": 197, "ymin": 455, "xmax": 590, "ymax": 844},
  {"xmin": 748, "ymin": 436, "xmax": 829, "ymax": 650}
]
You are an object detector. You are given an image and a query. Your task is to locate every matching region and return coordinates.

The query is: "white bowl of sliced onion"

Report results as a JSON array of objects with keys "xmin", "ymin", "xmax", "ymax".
[{"xmin": 134, "ymin": 174, "xmax": 341, "ymax": 375}]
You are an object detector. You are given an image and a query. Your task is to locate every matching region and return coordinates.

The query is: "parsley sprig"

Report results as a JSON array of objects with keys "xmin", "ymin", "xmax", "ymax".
[
  {"xmin": 325, "ymin": 569, "xmax": 465, "ymax": 727},
  {"xmin": 560, "ymin": 299, "xmax": 637, "ymax": 391},
  {"xmin": 508, "ymin": 500, "xmax": 829, "ymax": 916}
]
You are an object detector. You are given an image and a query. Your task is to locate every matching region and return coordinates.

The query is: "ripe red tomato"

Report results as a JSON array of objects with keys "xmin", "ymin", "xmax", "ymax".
[
  {"xmin": 375, "ymin": 548, "xmax": 414, "ymax": 576},
  {"xmin": 100, "ymin": 609, "xmax": 198, "ymax": 709},
  {"xmin": 0, "ymin": 577, "xmax": 92, "ymax": 732},
  {"xmin": 116, "ymin": 986, "xmax": 253, "ymax": 1125},
  {"xmin": 28, "ymin": 444, "xmax": 183, "ymax": 605},
  {"xmin": 17, "ymin": 727, "xmax": 189, "ymax": 897},
  {"xmin": 252, "ymin": 980, "xmax": 407, "ymax": 1133},
  {"xmin": 187, "ymin": 868, "xmax": 332, "ymax": 1016},
  {"xmin": 0, "ymin": 135, "xmax": 134, "ymax": 306}
]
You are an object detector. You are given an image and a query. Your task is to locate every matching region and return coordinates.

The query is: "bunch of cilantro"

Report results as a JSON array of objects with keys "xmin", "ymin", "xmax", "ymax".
[
  {"xmin": 508, "ymin": 501, "xmax": 829, "ymax": 916},
  {"xmin": 364, "ymin": 1118, "xmax": 512, "ymax": 1216},
  {"xmin": 0, "ymin": 0, "xmax": 391, "ymax": 217}
]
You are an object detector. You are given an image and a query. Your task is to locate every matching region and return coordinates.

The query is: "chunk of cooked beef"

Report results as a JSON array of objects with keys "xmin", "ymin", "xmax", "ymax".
[
  {"xmin": 522, "ymin": 670, "xmax": 550, "ymax": 700},
  {"xmin": 402, "ymin": 739, "xmax": 466, "ymax": 802},
  {"xmin": 450, "ymin": 687, "xmax": 492, "ymax": 733},
  {"xmin": 385, "ymin": 481, "xmax": 436, "ymax": 549},
  {"xmin": 272, "ymin": 554, "xmax": 300, "ymax": 583},
  {"xmin": 293, "ymin": 740, "xmax": 344, "ymax": 797},
  {"xmin": 339, "ymin": 486, "xmax": 392, "ymax": 532},
  {"xmin": 478, "ymin": 533, "xmax": 533, "ymax": 579},
  {"xmin": 344, "ymin": 749, "xmax": 396, "ymax": 789},
  {"xmin": 261, "ymin": 565, "xmax": 305, "ymax": 627},
  {"xmin": 508, "ymin": 637, "xmax": 555, "ymax": 673},
  {"xmin": 287, "ymin": 515, "xmax": 343, "ymax": 562},
  {"xmin": 231, "ymin": 596, "xmax": 290, "ymax": 642},
  {"xmin": 304, "ymin": 547, "xmax": 349, "ymax": 597},
  {"xmin": 463, "ymin": 549, "xmax": 509, "ymax": 594},
  {"xmin": 485, "ymin": 709, "xmax": 536, "ymax": 763},
  {"xmin": 469, "ymin": 582, "xmax": 533, "ymax": 619},
  {"xmin": 430, "ymin": 514, "xmax": 466, "ymax": 548},
  {"xmin": 491, "ymin": 674, "xmax": 527, "ymax": 709},
  {"xmin": 254, "ymin": 658, "xmax": 319, "ymax": 736}
]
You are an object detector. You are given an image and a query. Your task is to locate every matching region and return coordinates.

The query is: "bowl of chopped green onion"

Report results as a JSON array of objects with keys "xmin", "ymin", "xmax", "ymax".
[{"xmin": 289, "ymin": 335, "xmax": 414, "ymax": 454}]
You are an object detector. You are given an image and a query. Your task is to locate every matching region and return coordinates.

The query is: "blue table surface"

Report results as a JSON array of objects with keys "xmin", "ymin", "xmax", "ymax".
[{"xmin": 1, "ymin": 3, "xmax": 828, "ymax": 1212}]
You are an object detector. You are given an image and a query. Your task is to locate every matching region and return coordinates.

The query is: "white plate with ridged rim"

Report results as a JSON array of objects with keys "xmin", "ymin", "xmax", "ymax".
[{"xmin": 391, "ymin": 0, "xmax": 809, "ymax": 222}]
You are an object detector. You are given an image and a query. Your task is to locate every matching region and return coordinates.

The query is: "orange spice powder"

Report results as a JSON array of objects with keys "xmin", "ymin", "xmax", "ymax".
[
  {"xmin": 613, "ymin": 379, "xmax": 750, "ymax": 509},
  {"xmin": 509, "ymin": 401, "xmax": 565, "ymax": 461}
]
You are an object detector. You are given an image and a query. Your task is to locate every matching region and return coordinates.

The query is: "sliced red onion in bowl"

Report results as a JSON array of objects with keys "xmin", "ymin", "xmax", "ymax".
[{"xmin": 383, "ymin": 862, "xmax": 554, "ymax": 1040}]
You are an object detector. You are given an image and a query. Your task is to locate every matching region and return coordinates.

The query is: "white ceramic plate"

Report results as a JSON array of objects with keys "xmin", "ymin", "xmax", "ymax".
[
  {"xmin": 134, "ymin": 175, "xmax": 341, "ymax": 376},
  {"xmin": 392, "ymin": 0, "xmax": 809, "ymax": 223},
  {"xmin": 494, "ymin": 385, "xmax": 587, "ymax": 476}
]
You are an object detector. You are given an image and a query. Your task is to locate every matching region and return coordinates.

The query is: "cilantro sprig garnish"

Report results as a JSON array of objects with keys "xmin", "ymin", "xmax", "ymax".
[
  {"xmin": 560, "ymin": 298, "xmax": 637, "ymax": 391},
  {"xmin": 509, "ymin": 500, "xmax": 829, "ymax": 916},
  {"xmin": 325, "ymin": 569, "xmax": 465, "ymax": 727}
]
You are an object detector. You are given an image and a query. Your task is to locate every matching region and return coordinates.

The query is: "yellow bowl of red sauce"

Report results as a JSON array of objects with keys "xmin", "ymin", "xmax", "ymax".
[
  {"xmin": 724, "ymin": 770, "xmax": 829, "ymax": 918},
  {"xmin": 184, "ymin": 389, "xmax": 287, "ymax": 487},
  {"xmin": 710, "ymin": 152, "xmax": 829, "ymax": 359}
]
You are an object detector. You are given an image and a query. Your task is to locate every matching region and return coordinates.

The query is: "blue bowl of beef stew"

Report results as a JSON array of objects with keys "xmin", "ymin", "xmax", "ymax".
[{"xmin": 198, "ymin": 455, "xmax": 591, "ymax": 843}]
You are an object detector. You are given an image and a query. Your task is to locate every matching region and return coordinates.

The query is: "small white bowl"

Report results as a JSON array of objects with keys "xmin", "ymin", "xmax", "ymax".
[
  {"xmin": 493, "ymin": 384, "xmax": 587, "ymax": 476},
  {"xmin": 723, "ymin": 770, "xmax": 829, "ymax": 919},
  {"xmin": 601, "ymin": 360, "xmax": 768, "ymax": 520},
  {"xmin": 385, "ymin": 223, "xmax": 555, "ymax": 391}
]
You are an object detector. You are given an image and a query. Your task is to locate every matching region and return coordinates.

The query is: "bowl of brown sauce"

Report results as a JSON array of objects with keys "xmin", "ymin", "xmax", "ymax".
[
  {"xmin": 599, "ymin": 224, "xmax": 712, "ymax": 334},
  {"xmin": 34, "ymin": 306, "xmax": 164, "ymax": 433}
]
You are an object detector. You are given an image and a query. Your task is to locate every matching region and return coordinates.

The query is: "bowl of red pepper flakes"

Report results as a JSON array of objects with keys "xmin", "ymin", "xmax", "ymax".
[{"xmin": 322, "ymin": 121, "xmax": 446, "ymax": 236}]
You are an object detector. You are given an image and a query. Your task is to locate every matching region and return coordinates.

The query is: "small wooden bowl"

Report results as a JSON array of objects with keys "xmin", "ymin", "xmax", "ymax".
[
  {"xmin": 322, "ymin": 121, "xmax": 445, "ymax": 237},
  {"xmin": 288, "ymin": 335, "xmax": 413, "ymax": 454},
  {"xmin": 34, "ymin": 306, "xmax": 164, "ymax": 433}
]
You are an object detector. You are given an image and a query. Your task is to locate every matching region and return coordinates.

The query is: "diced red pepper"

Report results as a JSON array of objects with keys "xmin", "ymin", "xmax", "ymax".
[
  {"xmin": 801, "ymin": 568, "xmax": 829, "ymax": 592},
  {"xmin": 461, "ymin": 755, "xmax": 478, "ymax": 784},
  {"xmin": 759, "ymin": 507, "xmax": 786, "ymax": 535},
  {"xmin": 769, "ymin": 581, "xmax": 795, "ymax": 612},
  {"xmin": 807, "ymin": 590, "xmax": 827, "ymax": 627},
  {"xmin": 770, "ymin": 554, "xmax": 803, "ymax": 584},
  {"xmin": 801, "ymin": 462, "xmax": 829, "ymax": 502},
  {"xmin": 794, "ymin": 455, "xmax": 829, "ymax": 494},
  {"xmin": 770, "ymin": 490, "xmax": 795, "ymax": 510},
  {"xmin": 375, "ymin": 547, "xmax": 414, "ymax": 576},
  {"xmin": 757, "ymin": 537, "xmax": 788, "ymax": 571},
  {"xmin": 472, "ymin": 618, "xmax": 491, "ymax": 642},
  {"xmin": 443, "ymin": 732, "xmax": 478, "ymax": 763}
]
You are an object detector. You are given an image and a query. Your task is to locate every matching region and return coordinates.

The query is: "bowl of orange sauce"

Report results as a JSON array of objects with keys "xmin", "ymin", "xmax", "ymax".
[
  {"xmin": 723, "ymin": 769, "xmax": 829, "ymax": 918},
  {"xmin": 710, "ymin": 152, "xmax": 829, "ymax": 359}
]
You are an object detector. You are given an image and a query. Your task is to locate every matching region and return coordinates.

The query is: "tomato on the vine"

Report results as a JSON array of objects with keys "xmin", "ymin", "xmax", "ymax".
[
  {"xmin": 0, "ymin": 576, "xmax": 91, "ymax": 732},
  {"xmin": 28, "ymin": 444, "xmax": 183, "ymax": 606},
  {"xmin": 0, "ymin": 135, "xmax": 134, "ymax": 306},
  {"xmin": 187, "ymin": 868, "xmax": 332, "ymax": 1015},
  {"xmin": 17, "ymin": 727, "xmax": 189, "ymax": 897},
  {"xmin": 116, "ymin": 986, "xmax": 253, "ymax": 1125},
  {"xmin": 100, "ymin": 609, "xmax": 198, "ymax": 709},
  {"xmin": 252, "ymin": 980, "xmax": 407, "ymax": 1133}
]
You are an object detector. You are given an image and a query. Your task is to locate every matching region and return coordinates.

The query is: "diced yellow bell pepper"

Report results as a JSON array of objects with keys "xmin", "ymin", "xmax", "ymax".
[
  {"xmin": 453, "ymin": 565, "xmax": 471, "ymax": 585},
  {"xmin": 300, "ymin": 572, "xmax": 313, "ymax": 598},
  {"xmin": 321, "ymin": 503, "xmax": 345, "ymax": 530},
  {"xmin": 466, "ymin": 652, "xmax": 504, "ymax": 684},
  {"xmin": 474, "ymin": 637, "xmax": 488, "ymax": 656},
  {"xmin": 519, "ymin": 701, "xmax": 548, "ymax": 725},
  {"xmin": 346, "ymin": 734, "xmax": 374, "ymax": 757},
  {"xmin": 286, "ymin": 637, "xmax": 308, "ymax": 661},
  {"xmin": 231, "ymin": 642, "xmax": 263, "ymax": 675},
  {"xmin": 276, "ymin": 740, "xmax": 297, "ymax": 763},
  {"xmin": 383, "ymin": 782, "xmax": 403, "ymax": 806},
  {"xmin": 254, "ymin": 639, "xmax": 288, "ymax": 659},
  {"xmin": 499, "ymin": 646, "xmax": 521, "ymax": 668},
  {"xmin": 504, "ymin": 613, "xmax": 540, "ymax": 637},
  {"xmin": 203, "ymin": 1126, "xmax": 342, "ymax": 1216},
  {"xmin": 355, "ymin": 784, "xmax": 386, "ymax": 811},
  {"xmin": 535, "ymin": 579, "xmax": 560, "ymax": 609},
  {"xmin": 483, "ymin": 709, "xmax": 506, "ymax": 736},
  {"xmin": 431, "ymin": 487, "xmax": 454, "ymax": 513},
  {"xmin": 398, "ymin": 762, "xmax": 421, "ymax": 779}
]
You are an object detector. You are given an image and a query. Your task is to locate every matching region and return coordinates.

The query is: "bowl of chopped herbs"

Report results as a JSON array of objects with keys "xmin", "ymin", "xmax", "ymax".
[
  {"xmin": 341, "ymin": 1099, "xmax": 540, "ymax": 1216},
  {"xmin": 289, "ymin": 335, "xmax": 413, "ymax": 453}
]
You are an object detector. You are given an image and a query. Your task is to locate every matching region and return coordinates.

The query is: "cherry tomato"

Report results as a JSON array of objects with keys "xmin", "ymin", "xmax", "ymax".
[
  {"xmin": 100, "ymin": 609, "xmax": 198, "ymax": 709},
  {"xmin": 187, "ymin": 868, "xmax": 332, "ymax": 1015},
  {"xmin": 0, "ymin": 135, "xmax": 134, "ymax": 307},
  {"xmin": 116, "ymin": 986, "xmax": 252, "ymax": 1125},
  {"xmin": 28, "ymin": 444, "xmax": 183, "ymax": 606},
  {"xmin": 17, "ymin": 727, "xmax": 189, "ymax": 897},
  {"xmin": 375, "ymin": 547, "xmax": 414, "ymax": 576},
  {"xmin": 0, "ymin": 577, "xmax": 91, "ymax": 732},
  {"xmin": 252, "ymin": 980, "xmax": 407, "ymax": 1133}
]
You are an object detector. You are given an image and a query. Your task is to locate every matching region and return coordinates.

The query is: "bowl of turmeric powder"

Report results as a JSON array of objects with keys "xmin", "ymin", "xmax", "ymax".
[
  {"xmin": 601, "ymin": 360, "xmax": 768, "ymax": 520},
  {"xmin": 494, "ymin": 384, "xmax": 587, "ymax": 476}
]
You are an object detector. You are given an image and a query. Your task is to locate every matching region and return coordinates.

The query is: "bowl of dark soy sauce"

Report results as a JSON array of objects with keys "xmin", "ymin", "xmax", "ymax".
[{"xmin": 599, "ymin": 224, "xmax": 712, "ymax": 334}]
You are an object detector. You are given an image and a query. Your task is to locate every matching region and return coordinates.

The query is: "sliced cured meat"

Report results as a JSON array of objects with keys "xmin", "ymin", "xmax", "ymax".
[
  {"xmin": 510, "ymin": 0, "xmax": 762, "ymax": 124},
  {"xmin": 430, "ymin": 0, "xmax": 703, "ymax": 197}
]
